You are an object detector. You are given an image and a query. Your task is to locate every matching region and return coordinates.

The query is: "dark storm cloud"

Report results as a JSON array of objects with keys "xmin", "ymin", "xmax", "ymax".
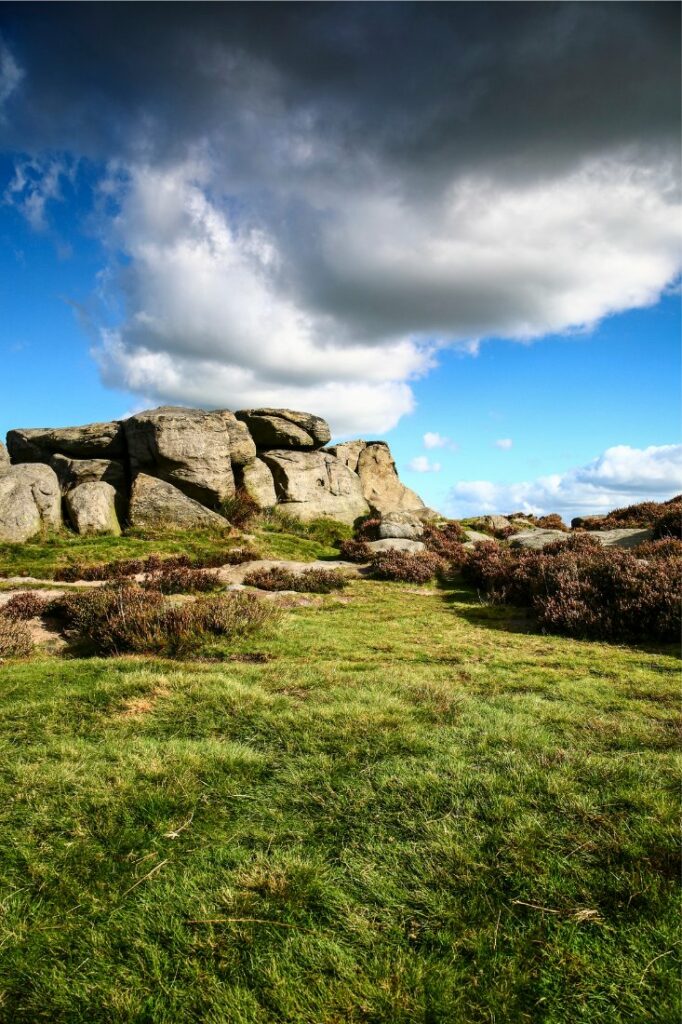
[
  {"xmin": 0, "ymin": 2, "xmax": 680, "ymax": 433},
  {"xmin": 1, "ymin": 2, "xmax": 679, "ymax": 178}
]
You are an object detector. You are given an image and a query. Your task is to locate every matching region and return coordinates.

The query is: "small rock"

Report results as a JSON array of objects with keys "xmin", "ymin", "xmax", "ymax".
[{"xmin": 378, "ymin": 511, "xmax": 425, "ymax": 540}]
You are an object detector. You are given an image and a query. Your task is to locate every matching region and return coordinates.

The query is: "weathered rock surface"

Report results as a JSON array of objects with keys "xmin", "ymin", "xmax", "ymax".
[
  {"xmin": 365, "ymin": 538, "xmax": 426, "ymax": 553},
  {"xmin": 7, "ymin": 421, "xmax": 125, "ymax": 463},
  {"xmin": 0, "ymin": 443, "xmax": 9, "ymax": 477},
  {"xmin": 355, "ymin": 442, "xmax": 425, "ymax": 514},
  {"xmin": 50, "ymin": 454, "xmax": 126, "ymax": 494},
  {"xmin": 463, "ymin": 528, "xmax": 497, "ymax": 545},
  {"xmin": 378, "ymin": 511, "xmax": 425, "ymax": 540},
  {"xmin": 327, "ymin": 440, "xmax": 367, "ymax": 473},
  {"xmin": 124, "ymin": 407, "xmax": 235, "ymax": 507},
  {"xmin": 470, "ymin": 515, "xmax": 512, "ymax": 533},
  {"xmin": 511, "ymin": 527, "xmax": 654, "ymax": 551},
  {"xmin": 65, "ymin": 482, "xmax": 121, "ymax": 536},
  {"xmin": 261, "ymin": 450, "xmax": 369, "ymax": 524},
  {"xmin": 219, "ymin": 411, "xmax": 257, "ymax": 466},
  {"xmin": 236, "ymin": 408, "xmax": 331, "ymax": 450},
  {"xmin": 240, "ymin": 458, "xmax": 277, "ymax": 508},
  {"xmin": 0, "ymin": 464, "xmax": 62, "ymax": 542},
  {"xmin": 129, "ymin": 473, "xmax": 229, "ymax": 532}
]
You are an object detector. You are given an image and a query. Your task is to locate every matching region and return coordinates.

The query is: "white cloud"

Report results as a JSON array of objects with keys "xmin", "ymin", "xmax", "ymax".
[
  {"xmin": 4, "ymin": 157, "xmax": 71, "ymax": 231},
  {"xmin": 447, "ymin": 443, "xmax": 682, "ymax": 520},
  {"xmin": 495, "ymin": 438, "xmax": 513, "ymax": 450},
  {"xmin": 423, "ymin": 431, "xmax": 458, "ymax": 451},
  {"xmin": 409, "ymin": 455, "xmax": 442, "ymax": 473},
  {"xmin": 0, "ymin": 37, "xmax": 23, "ymax": 119}
]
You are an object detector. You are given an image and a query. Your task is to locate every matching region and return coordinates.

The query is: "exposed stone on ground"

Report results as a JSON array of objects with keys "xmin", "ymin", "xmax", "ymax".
[
  {"xmin": 0, "ymin": 463, "xmax": 62, "ymax": 542},
  {"xmin": 0, "ymin": 443, "xmax": 9, "ymax": 477},
  {"xmin": 240, "ymin": 458, "xmax": 277, "ymax": 508},
  {"xmin": 260, "ymin": 450, "xmax": 369, "ymax": 523},
  {"xmin": 470, "ymin": 515, "xmax": 511, "ymax": 533},
  {"xmin": 65, "ymin": 481, "xmax": 121, "ymax": 536},
  {"xmin": 124, "ymin": 406, "xmax": 235, "ymax": 506},
  {"xmin": 378, "ymin": 511, "xmax": 425, "ymax": 540},
  {"xmin": 236, "ymin": 408, "xmax": 331, "ymax": 450},
  {"xmin": 463, "ymin": 528, "xmax": 498, "ymax": 546},
  {"xmin": 355, "ymin": 442, "xmax": 425, "ymax": 514},
  {"xmin": 7, "ymin": 421, "xmax": 125, "ymax": 463},
  {"xmin": 365, "ymin": 538, "xmax": 426, "ymax": 553},
  {"xmin": 128, "ymin": 473, "xmax": 230, "ymax": 532},
  {"xmin": 511, "ymin": 527, "xmax": 654, "ymax": 551}
]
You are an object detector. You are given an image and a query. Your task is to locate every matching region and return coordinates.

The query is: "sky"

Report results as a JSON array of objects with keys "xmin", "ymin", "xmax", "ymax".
[{"xmin": 0, "ymin": 1, "xmax": 680, "ymax": 520}]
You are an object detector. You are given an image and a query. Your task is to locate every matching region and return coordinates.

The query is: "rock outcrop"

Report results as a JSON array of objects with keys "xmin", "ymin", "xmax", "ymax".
[
  {"xmin": 378, "ymin": 511, "xmax": 425, "ymax": 540},
  {"xmin": 2, "ymin": 404, "xmax": 425, "ymax": 539},
  {"xmin": 260, "ymin": 450, "xmax": 369, "ymax": 524},
  {"xmin": 0, "ymin": 464, "xmax": 62, "ymax": 542},
  {"xmin": 7, "ymin": 421, "xmax": 125, "ymax": 462},
  {"xmin": 236, "ymin": 408, "xmax": 331, "ymax": 450},
  {"xmin": 129, "ymin": 473, "xmax": 230, "ymax": 532},
  {"xmin": 65, "ymin": 482, "xmax": 121, "ymax": 536},
  {"xmin": 511, "ymin": 527, "xmax": 654, "ymax": 551}
]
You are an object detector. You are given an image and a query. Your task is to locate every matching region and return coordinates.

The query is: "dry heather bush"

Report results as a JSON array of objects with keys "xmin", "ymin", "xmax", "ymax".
[
  {"xmin": 54, "ymin": 549, "xmax": 257, "ymax": 583},
  {"xmin": 461, "ymin": 538, "xmax": 680, "ymax": 643},
  {"xmin": 369, "ymin": 550, "xmax": 445, "ymax": 584},
  {"xmin": 577, "ymin": 494, "xmax": 682, "ymax": 533},
  {"xmin": 536, "ymin": 513, "xmax": 568, "ymax": 531},
  {"xmin": 635, "ymin": 537, "xmax": 682, "ymax": 560},
  {"xmin": 422, "ymin": 522, "xmax": 468, "ymax": 564},
  {"xmin": 48, "ymin": 583, "xmax": 277, "ymax": 656},
  {"xmin": 220, "ymin": 488, "xmax": 260, "ymax": 528},
  {"xmin": 2, "ymin": 591, "xmax": 50, "ymax": 620},
  {"xmin": 243, "ymin": 566, "xmax": 348, "ymax": 593},
  {"xmin": 142, "ymin": 564, "xmax": 222, "ymax": 594},
  {"xmin": 354, "ymin": 516, "xmax": 381, "ymax": 541},
  {"xmin": 338, "ymin": 539, "xmax": 371, "ymax": 563},
  {"xmin": 0, "ymin": 614, "xmax": 34, "ymax": 657}
]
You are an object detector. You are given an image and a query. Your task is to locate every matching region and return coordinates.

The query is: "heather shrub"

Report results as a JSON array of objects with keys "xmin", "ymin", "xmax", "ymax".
[
  {"xmin": 635, "ymin": 537, "xmax": 682, "ymax": 560},
  {"xmin": 48, "ymin": 583, "xmax": 277, "ymax": 656},
  {"xmin": 142, "ymin": 564, "xmax": 222, "ymax": 594},
  {"xmin": 462, "ymin": 542, "xmax": 540, "ymax": 604},
  {"xmin": 338, "ymin": 539, "xmax": 371, "ymax": 563},
  {"xmin": 354, "ymin": 516, "xmax": 381, "ymax": 541},
  {"xmin": 2, "ymin": 591, "xmax": 49, "ymax": 620},
  {"xmin": 653, "ymin": 507, "xmax": 682, "ymax": 540},
  {"xmin": 243, "ymin": 566, "xmax": 348, "ymax": 593},
  {"xmin": 53, "ymin": 549, "xmax": 255, "ymax": 583},
  {"xmin": 536, "ymin": 513, "xmax": 568, "ymax": 531},
  {"xmin": 422, "ymin": 521, "xmax": 468, "ymax": 564},
  {"xmin": 576, "ymin": 495, "xmax": 682, "ymax": 532},
  {"xmin": 220, "ymin": 488, "xmax": 260, "ymax": 528},
  {"xmin": 0, "ymin": 614, "xmax": 34, "ymax": 657},
  {"xmin": 220, "ymin": 547, "xmax": 261, "ymax": 565},
  {"xmin": 541, "ymin": 532, "xmax": 602, "ymax": 556},
  {"xmin": 262, "ymin": 510, "xmax": 352, "ymax": 547},
  {"xmin": 369, "ymin": 550, "xmax": 445, "ymax": 584}
]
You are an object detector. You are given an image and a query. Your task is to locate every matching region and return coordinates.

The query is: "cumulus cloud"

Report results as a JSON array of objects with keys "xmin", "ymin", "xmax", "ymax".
[
  {"xmin": 424, "ymin": 432, "xmax": 458, "ymax": 451},
  {"xmin": 495, "ymin": 439, "xmax": 513, "ymax": 451},
  {"xmin": 1, "ymin": 5, "xmax": 680, "ymax": 430},
  {"xmin": 409, "ymin": 456, "xmax": 441, "ymax": 474},
  {"xmin": 448, "ymin": 444, "xmax": 682, "ymax": 520}
]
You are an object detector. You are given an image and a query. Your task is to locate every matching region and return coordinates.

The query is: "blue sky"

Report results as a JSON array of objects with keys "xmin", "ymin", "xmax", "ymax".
[{"xmin": 0, "ymin": 4, "xmax": 680, "ymax": 520}]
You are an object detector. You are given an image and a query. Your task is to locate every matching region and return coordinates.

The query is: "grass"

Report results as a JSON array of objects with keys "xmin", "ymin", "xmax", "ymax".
[
  {"xmin": 0, "ymin": 524, "xmax": 340, "ymax": 579},
  {"xmin": 0, "ymin": 563, "xmax": 679, "ymax": 1022}
]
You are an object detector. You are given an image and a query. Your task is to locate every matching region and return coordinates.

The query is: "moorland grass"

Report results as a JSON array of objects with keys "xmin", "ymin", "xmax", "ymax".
[{"xmin": 0, "ymin": 572, "xmax": 679, "ymax": 1023}]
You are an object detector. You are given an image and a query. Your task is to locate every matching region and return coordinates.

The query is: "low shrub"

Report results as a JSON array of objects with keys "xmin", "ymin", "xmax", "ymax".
[
  {"xmin": 369, "ymin": 550, "xmax": 445, "ymax": 584},
  {"xmin": 143, "ymin": 564, "xmax": 222, "ymax": 594},
  {"xmin": 653, "ymin": 506, "xmax": 682, "ymax": 540},
  {"xmin": 575, "ymin": 494, "xmax": 682, "ymax": 532},
  {"xmin": 53, "ymin": 549, "xmax": 255, "ymax": 583},
  {"xmin": 338, "ymin": 539, "xmax": 371, "ymax": 563},
  {"xmin": 220, "ymin": 488, "xmax": 260, "ymax": 528},
  {"xmin": 220, "ymin": 547, "xmax": 261, "ymax": 565},
  {"xmin": 48, "ymin": 583, "xmax": 277, "ymax": 656},
  {"xmin": 261, "ymin": 510, "xmax": 352, "ymax": 547},
  {"xmin": 354, "ymin": 516, "xmax": 381, "ymax": 542},
  {"xmin": 2, "ymin": 591, "xmax": 50, "ymax": 620},
  {"xmin": 0, "ymin": 614, "xmax": 34, "ymax": 657},
  {"xmin": 635, "ymin": 537, "xmax": 682, "ymax": 560},
  {"xmin": 460, "ymin": 539, "xmax": 681, "ymax": 643},
  {"xmin": 536, "ymin": 513, "xmax": 568, "ymax": 531},
  {"xmin": 422, "ymin": 521, "xmax": 468, "ymax": 564},
  {"xmin": 243, "ymin": 566, "xmax": 348, "ymax": 593}
]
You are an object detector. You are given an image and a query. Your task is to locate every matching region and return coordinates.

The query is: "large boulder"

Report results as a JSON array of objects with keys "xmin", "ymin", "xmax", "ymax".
[
  {"xmin": 128, "ymin": 473, "xmax": 229, "ymax": 532},
  {"xmin": 50, "ymin": 453, "xmax": 126, "ymax": 493},
  {"xmin": 355, "ymin": 442, "xmax": 425, "ymax": 514},
  {"xmin": 365, "ymin": 538, "xmax": 426, "ymax": 553},
  {"xmin": 240, "ymin": 458, "xmax": 277, "ymax": 508},
  {"xmin": 124, "ymin": 407, "xmax": 235, "ymax": 507},
  {"xmin": 218, "ymin": 410, "xmax": 257, "ymax": 466},
  {"xmin": 260, "ymin": 450, "xmax": 369, "ymax": 524},
  {"xmin": 511, "ymin": 527, "xmax": 654, "ymax": 551},
  {"xmin": 236, "ymin": 408, "xmax": 331, "ymax": 450},
  {"xmin": 6, "ymin": 421, "xmax": 125, "ymax": 463},
  {"xmin": 0, "ymin": 443, "xmax": 9, "ymax": 477},
  {"xmin": 0, "ymin": 463, "xmax": 62, "ymax": 542},
  {"xmin": 510, "ymin": 529, "xmax": 570, "ymax": 550},
  {"xmin": 327, "ymin": 440, "xmax": 367, "ymax": 473},
  {"xmin": 378, "ymin": 511, "xmax": 425, "ymax": 540},
  {"xmin": 65, "ymin": 482, "xmax": 121, "ymax": 536}
]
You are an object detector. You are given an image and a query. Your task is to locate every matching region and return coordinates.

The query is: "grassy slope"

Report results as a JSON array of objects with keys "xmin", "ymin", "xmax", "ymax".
[{"xmin": 0, "ymin": 575, "xmax": 679, "ymax": 1023}]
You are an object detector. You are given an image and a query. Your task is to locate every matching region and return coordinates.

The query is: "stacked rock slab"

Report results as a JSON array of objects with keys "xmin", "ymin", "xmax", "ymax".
[{"xmin": 2, "ymin": 405, "xmax": 426, "ymax": 539}]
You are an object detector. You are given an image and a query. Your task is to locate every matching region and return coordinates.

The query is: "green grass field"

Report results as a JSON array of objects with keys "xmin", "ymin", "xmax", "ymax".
[{"xmin": 0, "ymin": 533, "xmax": 679, "ymax": 1022}]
